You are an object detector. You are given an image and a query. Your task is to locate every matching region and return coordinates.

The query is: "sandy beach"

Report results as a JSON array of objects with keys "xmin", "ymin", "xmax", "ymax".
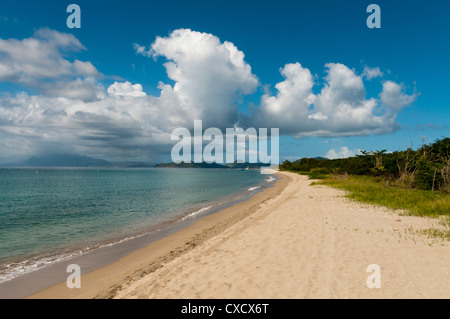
[{"xmin": 30, "ymin": 171, "xmax": 449, "ymax": 299}]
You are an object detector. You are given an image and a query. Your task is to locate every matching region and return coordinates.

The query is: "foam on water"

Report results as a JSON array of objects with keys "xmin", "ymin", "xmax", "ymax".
[{"xmin": 181, "ymin": 205, "xmax": 214, "ymax": 220}]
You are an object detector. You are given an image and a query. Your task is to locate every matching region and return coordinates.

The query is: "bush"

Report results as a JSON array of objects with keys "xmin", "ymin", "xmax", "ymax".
[
  {"xmin": 310, "ymin": 167, "xmax": 329, "ymax": 174},
  {"xmin": 280, "ymin": 137, "xmax": 450, "ymax": 192}
]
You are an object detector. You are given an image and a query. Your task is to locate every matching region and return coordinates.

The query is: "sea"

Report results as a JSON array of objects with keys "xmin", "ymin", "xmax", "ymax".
[{"xmin": 0, "ymin": 167, "xmax": 275, "ymax": 284}]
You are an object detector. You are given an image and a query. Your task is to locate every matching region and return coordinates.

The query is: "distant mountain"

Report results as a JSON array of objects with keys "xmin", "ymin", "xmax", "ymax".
[
  {"xmin": 155, "ymin": 162, "xmax": 229, "ymax": 169},
  {"xmin": 155, "ymin": 162, "xmax": 272, "ymax": 169},
  {"xmin": 2, "ymin": 154, "xmax": 111, "ymax": 168},
  {"xmin": 0, "ymin": 154, "xmax": 156, "ymax": 168},
  {"xmin": 0, "ymin": 154, "xmax": 272, "ymax": 169},
  {"xmin": 115, "ymin": 161, "xmax": 155, "ymax": 168},
  {"xmin": 225, "ymin": 162, "xmax": 271, "ymax": 169}
]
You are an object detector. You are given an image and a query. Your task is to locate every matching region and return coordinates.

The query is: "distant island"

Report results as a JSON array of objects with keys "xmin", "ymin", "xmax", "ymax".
[
  {"xmin": 155, "ymin": 162, "xmax": 228, "ymax": 169},
  {"xmin": 0, "ymin": 154, "xmax": 272, "ymax": 169},
  {"xmin": 155, "ymin": 162, "xmax": 271, "ymax": 169},
  {"xmin": 0, "ymin": 154, "xmax": 155, "ymax": 168}
]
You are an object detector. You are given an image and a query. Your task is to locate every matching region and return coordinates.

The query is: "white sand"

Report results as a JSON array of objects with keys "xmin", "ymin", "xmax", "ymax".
[
  {"xmin": 31, "ymin": 171, "xmax": 449, "ymax": 299},
  {"xmin": 114, "ymin": 172, "xmax": 450, "ymax": 299}
]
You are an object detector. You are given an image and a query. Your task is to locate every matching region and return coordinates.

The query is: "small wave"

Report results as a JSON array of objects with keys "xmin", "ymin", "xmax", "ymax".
[
  {"xmin": 181, "ymin": 205, "xmax": 213, "ymax": 221},
  {"xmin": 0, "ymin": 249, "xmax": 89, "ymax": 284},
  {"xmin": 248, "ymin": 186, "xmax": 261, "ymax": 191},
  {"xmin": 97, "ymin": 233, "xmax": 147, "ymax": 248},
  {"xmin": 0, "ymin": 233, "xmax": 150, "ymax": 284},
  {"xmin": 265, "ymin": 176, "xmax": 276, "ymax": 183}
]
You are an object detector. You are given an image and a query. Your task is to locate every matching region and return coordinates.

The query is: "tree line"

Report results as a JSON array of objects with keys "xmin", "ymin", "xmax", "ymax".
[{"xmin": 280, "ymin": 137, "xmax": 450, "ymax": 193}]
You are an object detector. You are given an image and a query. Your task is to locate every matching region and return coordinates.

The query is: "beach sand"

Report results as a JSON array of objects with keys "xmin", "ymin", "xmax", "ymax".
[{"xmin": 31, "ymin": 171, "xmax": 449, "ymax": 299}]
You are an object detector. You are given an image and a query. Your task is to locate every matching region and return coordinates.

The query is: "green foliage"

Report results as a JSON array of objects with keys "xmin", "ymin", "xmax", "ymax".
[
  {"xmin": 299, "ymin": 169, "xmax": 328, "ymax": 180},
  {"xmin": 321, "ymin": 175, "xmax": 450, "ymax": 218},
  {"xmin": 280, "ymin": 137, "xmax": 450, "ymax": 193}
]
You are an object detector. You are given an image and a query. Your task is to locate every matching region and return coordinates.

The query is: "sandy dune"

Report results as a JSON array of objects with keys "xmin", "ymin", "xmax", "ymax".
[{"xmin": 114, "ymin": 172, "xmax": 450, "ymax": 299}]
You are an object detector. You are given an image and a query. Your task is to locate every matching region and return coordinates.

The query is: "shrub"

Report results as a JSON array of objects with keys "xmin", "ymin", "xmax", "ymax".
[{"xmin": 280, "ymin": 137, "xmax": 450, "ymax": 192}]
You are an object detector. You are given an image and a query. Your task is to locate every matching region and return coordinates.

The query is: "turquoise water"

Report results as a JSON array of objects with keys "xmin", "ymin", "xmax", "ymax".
[{"xmin": 0, "ymin": 168, "xmax": 272, "ymax": 282}]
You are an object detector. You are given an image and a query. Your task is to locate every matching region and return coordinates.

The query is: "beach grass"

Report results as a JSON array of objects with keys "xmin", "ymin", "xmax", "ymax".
[
  {"xmin": 302, "ymin": 172, "xmax": 450, "ymax": 240},
  {"xmin": 304, "ymin": 173, "xmax": 450, "ymax": 218},
  {"xmin": 419, "ymin": 223, "xmax": 450, "ymax": 241}
]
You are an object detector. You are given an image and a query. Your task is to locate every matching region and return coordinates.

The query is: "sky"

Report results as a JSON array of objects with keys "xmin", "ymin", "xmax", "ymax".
[{"xmin": 0, "ymin": 0, "xmax": 449, "ymax": 164}]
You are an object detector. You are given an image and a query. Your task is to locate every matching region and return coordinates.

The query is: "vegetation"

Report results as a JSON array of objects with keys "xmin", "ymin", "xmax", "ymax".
[
  {"xmin": 318, "ymin": 175, "xmax": 450, "ymax": 217},
  {"xmin": 281, "ymin": 137, "xmax": 450, "ymax": 193},
  {"xmin": 314, "ymin": 174, "xmax": 450, "ymax": 240},
  {"xmin": 280, "ymin": 137, "xmax": 450, "ymax": 220}
]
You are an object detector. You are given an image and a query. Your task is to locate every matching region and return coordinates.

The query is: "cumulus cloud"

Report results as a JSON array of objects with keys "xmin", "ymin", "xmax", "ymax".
[
  {"xmin": 0, "ymin": 28, "xmax": 418, "ymax": 162},
  {"xmin": 249, "ymin": 62, "xmax": 315, "ymax": 130},
  {"xmin": 325, "ymin": 146, "xmax": 362, "ymax": 159},
  {"xmin": 363, "ymin": 66, "xmax": 383, "ymax": 80},
  {"xmin": 0, "ymin": 28, "xmax": 101, "ymax": 101},
  {"xmin": 380, "ymin": 81, "xmax": 418, "ymax": 111},
  {"xmin": 0, "ymin": 90, "xmax": 171, "ymax": 161},
  {"xmin": 108, "ymin": 81, "xmax": 147, "ymax": 97},
  {"xmin": 41, "ymin": 78, "xmax": 105, "ymax": 101},
  {"xmin": 247, "ymin": 63, "xmax": 416, "ymax": 137},
  {"xmin": 73, "ymin": 60, "xmax": 100, "ymax": 77},
  {"xmin": 136, "ymin": 28, "xmax": 259, "ymax": 129},
  {"xmin": 0, "ymin": 28, "xmax": 87, "ymax": 82},
  {"xmin": 0, "ymin": 29, "xmax": 261, "ymax": 161}
]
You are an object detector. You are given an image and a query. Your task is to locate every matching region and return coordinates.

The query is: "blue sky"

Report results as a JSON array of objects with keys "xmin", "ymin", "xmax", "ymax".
[{"xmin": 0, "ymin": 0, "xmax": 449, "ymax": 163}]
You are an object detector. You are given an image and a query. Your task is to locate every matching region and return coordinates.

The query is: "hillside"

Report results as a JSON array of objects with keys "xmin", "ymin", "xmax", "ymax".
[
  {"xmin": 155, "ymin": 162, "xmax": 229, "ymax": 169},
  {"xmin": 0, "ymin": 154, "xmax": 155, "ymax": 168}
]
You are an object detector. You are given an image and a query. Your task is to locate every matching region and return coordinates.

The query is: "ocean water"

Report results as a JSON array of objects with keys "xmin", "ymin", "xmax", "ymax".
[{"xmin": 0, "ymin": 168, "xmax": 273, "ymax": 283}]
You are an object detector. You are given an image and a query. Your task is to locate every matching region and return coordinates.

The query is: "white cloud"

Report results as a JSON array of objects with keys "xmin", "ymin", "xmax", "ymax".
[
  {"xmin": 150, "ymin": 29, "xmax": 258, "ymax": 95},
  {"xmin": 0, "ymin": 29, "xmax": 260, "ymax": 161},
  {"xmin": 250, "ymin": 62, "xmax": 315, "ymax": 130},
  {"xmin": 314, "ymin": 63, "xmax": 367, "ymax": 117},
  {"xmin": 0, "ymin": 28, "xmax": 89, "ymax": 82},
  {"xmin": 136, "ymin": 28, "xmax": 259, "ymax": 129},
  {"xmin": 0, "ymin": 91, "xmax": 172, "ymax": 161},
  {"xmin": 133, "ymin": 43, "xmax": 151, "ymax": 57},
  {"xmin": 0, "ymin": 28, "xmax": 101, "ymax": 101},
  {"xmin": 249, "ymin": 63, "xmax": 408, "ymax": 137},
  {"xmin": 108, "ymin": 81, "xmax": 147, "ymax": 97},
  {"xmin": 380, "ymin": 81, "xmax": 417, "ymax": 111},
  {"xmin": 42, "ymin": 78, "xmax": 105, "ymax": 101},
  {"xmin": 325, "ymin": 146, "xmax": 361, "ymax": 159},
  {"xmin": 0, "ymin": 28, "xmax": 418, "ymax": 162},
  {"xmin": 363, "ymin": 66, "xmax": 383, "ymax": 80},
  {"xmin": 73, "ymin": 60, "xmax": 100, "ymax": 77}
]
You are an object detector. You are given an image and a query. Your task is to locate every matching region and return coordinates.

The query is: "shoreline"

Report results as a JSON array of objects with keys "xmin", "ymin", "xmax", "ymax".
[
  {"xmin": 0, "ymin": 169, "xmax": 275, "ymax": 298},
  {"xmin": 23, "ymin": 172, "xmax": 288, "ymax": 299},
  {"xmin": 112, "ymin": 172, "xmax": 448, "ymax": 299},
  {"xmin": 4, "ymin": 171, "xmax": 449, "ymax": 298}
]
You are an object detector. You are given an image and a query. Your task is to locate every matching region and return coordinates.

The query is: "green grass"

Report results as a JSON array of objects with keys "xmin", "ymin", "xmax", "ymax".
[
  {"xmin": 310, "ymin": 174, "xmax": 450, "ymax": 218},
  {"xmin": 420, "ymin": 226, "xmax": 450, "ymax": 241},
  {"xmin": 297, "ymin": 170, "xmax": 328, "ymax": 180}
]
